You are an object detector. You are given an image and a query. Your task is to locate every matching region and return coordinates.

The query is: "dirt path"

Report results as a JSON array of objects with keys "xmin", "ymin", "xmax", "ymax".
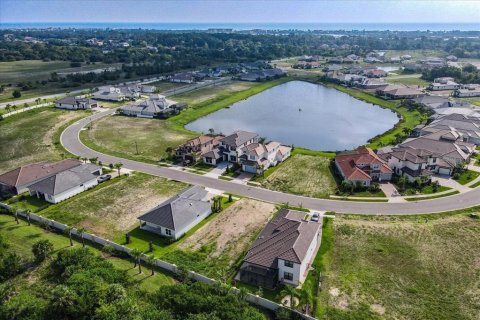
[{"xmin": 180, "ymin": 198, "xmax": 276, "ymax": 262}]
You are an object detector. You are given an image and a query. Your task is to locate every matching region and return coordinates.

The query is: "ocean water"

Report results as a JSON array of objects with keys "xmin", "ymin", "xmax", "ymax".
[{"xmin": 1, "ymin": 22, "xmax": 479, "ymax": 31}]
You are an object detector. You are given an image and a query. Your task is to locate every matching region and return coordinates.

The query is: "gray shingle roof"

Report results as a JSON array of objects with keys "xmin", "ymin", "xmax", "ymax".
[
  {"xmin": 243, "ymin": 209, "xmax": 321, "ymax": 268},
  {"xmin": 28, "ymin": 164, "xmax": 100, "ymax": 196},
  {"xmin": 138, "ymin": 186, "xmax": 211, "ymax": 231},
  {"xmin": 220, "ymin": 131, "xmax": 258, "ymax": 148}
]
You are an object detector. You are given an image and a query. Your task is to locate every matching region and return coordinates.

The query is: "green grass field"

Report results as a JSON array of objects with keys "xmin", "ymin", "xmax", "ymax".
[
  {"xmin": 38, "ymin": 172, "xmax": 186, "ymax": 240},
  {"xmin": 0, "ymin": 214, "xmax": 176, "ymax": 292},
  {"xmin": 0, "ymin": 107, "xmax": 89, "ymax": 173},
  {"xmin": 386, "ymin": 74, "xmax": 430, "ymax": 87},
  {"xmin": 318, "ymin": 213, "xmax": 480, "ymax": 319},
  {"xmin": 258, "ymin": 154, "xmax": 337, "ymax": 199},
  {"xmin": 454, "ymin": 169, "xmax": 480, "ymax": 185},
  {"xmin": 171, "ymin": 81, "xmax": 258, "ymax": 105}
]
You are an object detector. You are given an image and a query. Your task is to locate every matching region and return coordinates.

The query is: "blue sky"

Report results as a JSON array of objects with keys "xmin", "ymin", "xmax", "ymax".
[{"xmin": 1, "ymin": 0, "xmax": 479, "ymax": 23}]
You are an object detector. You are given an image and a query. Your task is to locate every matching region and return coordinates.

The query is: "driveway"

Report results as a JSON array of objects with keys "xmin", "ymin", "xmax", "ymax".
[
  {"xmin": 60, "ymin": 109, "xmax": 480, "ymax": 215},
  {"xmin": 204, "ymin": 161, "xmax": 230, "ymax": 178}
]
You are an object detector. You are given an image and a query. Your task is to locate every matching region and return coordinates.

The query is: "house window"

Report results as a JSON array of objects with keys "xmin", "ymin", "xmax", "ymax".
[
  {"xmin": 205, "ymin": 158, "xmax": 212, "ymax": 164},
  {"xmin": 284, "ymin": 272, "xmax": 293, "ymax": 281},
  {"xmin": 230, "ymin": 155, "xmax": 237, "ymax": 162},
  {"xmin": 165, "ymin": 229, "xmax": 172, "ymax": 236},
  {"xmin": 284, "ymin": 260, "xmax": 294, "ymax": 268}
]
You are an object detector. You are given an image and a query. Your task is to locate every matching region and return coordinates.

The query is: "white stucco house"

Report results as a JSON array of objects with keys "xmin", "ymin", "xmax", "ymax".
[
  {"xmin": 238, "ymin": 209, "xmax": 321, "ymax": 289},
  {"xmin": 28, "ymin": 164, "xmax": 102, "ymax": 204},
  {"xmin": 202, "ymin": 131, "xmax": 258, "ymax": 166},
  {"xmin": 55, "ymin": 97, "xmax": 98, "ymax": 110},
  {"xmin": 240, "ymin": 141, "xmax": 292, "ymax": 174},
  {"xmin": 137, "ymin": 186, "xmax": 211, "ymax": 240}
]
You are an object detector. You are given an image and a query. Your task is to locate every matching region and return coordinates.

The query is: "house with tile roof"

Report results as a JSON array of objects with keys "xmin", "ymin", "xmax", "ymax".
[
  {"xmin": 28, "ymin": 164, "xmax": 102, "ymax": 204},
  {"xmin": 119, "ymin": 95, "xmax": 183, "ymax": 119},
  {"xmin": 238, "ymin": 208, "xmax": 321, "ymax": 289},
  {"xmin": 376, "ymin": 84, "xmax": 424, "ymax": 100},
  {"xmin": 0, "ymin": 159, "xmax": 83, "ymax": 196},
  {"xmin": 428, "ymin": 77, "xmax": 460, "ymax": 91},
  {"xmin": 137, "ymin": 186, "xmax": 211, "ymax": 240},
  {"xmin": 203, "ymin": 131, "xmax": 259, "ymax": 166},
  {"xmin": 335, "ymin": 147, "xmax": 393, "ymax": 187},
  {"xmin": 174, "ymin": 134, "xmax": 224, "ymax": 164}
]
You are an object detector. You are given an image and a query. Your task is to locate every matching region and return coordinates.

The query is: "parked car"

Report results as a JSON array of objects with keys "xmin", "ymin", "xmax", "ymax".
[
  {"xmin": 97, "ymin": 174, "xmax": 112, "ymax": 183},
  {"xmin": 311, "ymin": 212, "xmax": 320, "ymax": 222}
]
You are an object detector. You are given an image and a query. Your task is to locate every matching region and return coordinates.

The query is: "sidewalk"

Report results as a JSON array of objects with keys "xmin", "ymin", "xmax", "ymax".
[{"xmin": 1, "ymin": 103, "xmax": 51, "ymax": 118}]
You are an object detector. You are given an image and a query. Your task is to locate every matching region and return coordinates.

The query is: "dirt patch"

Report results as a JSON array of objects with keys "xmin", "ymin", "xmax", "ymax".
[
  {"xmin": 42, "ymin": 111, "xmax": 81, "ymax": 147},
  {"xmin": 371, "ymin": 304, "xmax": 385, "ymax": 315},
  {"xmin": 179, "ymin": 198, "xmax": 275, "ymax": 262}
]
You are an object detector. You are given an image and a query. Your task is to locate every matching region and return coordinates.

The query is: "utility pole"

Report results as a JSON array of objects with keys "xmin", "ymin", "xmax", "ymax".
[{"xmin": 134, "ymin": 141, "xmax": 139, "ymax": 155}]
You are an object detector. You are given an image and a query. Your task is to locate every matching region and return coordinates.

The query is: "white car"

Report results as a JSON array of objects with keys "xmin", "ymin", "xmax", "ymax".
[{"xmin": 311, "ymin": 212, "xmax": 320, "ymax": 222}]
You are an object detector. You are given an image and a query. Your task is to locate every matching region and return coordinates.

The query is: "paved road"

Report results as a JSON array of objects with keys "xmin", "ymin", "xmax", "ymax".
[{"xmin": 61, "ymin": 110, "xmax": 480, "ymax": 215}]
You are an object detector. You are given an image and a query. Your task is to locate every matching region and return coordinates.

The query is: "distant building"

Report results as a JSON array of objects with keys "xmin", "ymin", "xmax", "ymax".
[
  {"xmin": 454, "ymin": 84, "xmax": 480, "ymax": 97},
  {"xmin": 428, "ymin": 77, "xmax": 460, "ymax": 91},
  {"xmin": 55, "ymin": 97, "xmax": 98, "ymax": 110},
  {"xmin": 119, "ymin": 95, "xmax": 182, "ymax": 119},
  {"xmin": 376, "ymin": 84, "xmax": 424, "ymax": 99}
]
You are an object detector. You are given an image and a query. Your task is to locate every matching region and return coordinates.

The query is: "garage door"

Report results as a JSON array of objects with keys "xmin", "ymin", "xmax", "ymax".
[
  {"xmin": 243, "ymin": 165, "xmax": 257, "ymax": 174},
  {"xmin": 438, "ymin": 168, "xmax": 451, "ymax": 175}
]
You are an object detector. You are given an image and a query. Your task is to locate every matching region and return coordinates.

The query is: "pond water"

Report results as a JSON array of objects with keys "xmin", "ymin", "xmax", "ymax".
[{"xmin": 185, "ymin": 81, "xmax": 399, "ymax": 151}]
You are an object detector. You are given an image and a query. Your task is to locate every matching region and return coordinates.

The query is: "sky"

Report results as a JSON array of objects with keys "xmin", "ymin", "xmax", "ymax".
[{"xmin": 1, "ymin": 0, "xmax": 479, "ymax": 24}]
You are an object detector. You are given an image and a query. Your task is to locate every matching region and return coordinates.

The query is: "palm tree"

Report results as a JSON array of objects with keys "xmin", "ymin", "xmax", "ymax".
[
  {"xmin": 81, "ymin": 157, "xmax": 87, "ymax": 163},
  {"xmin": 280, "ymin": 285, "xmax": 299, "ymax": 308},
  {"xmin": 146, "ymin": 255, "xmax": 156, "ymax": 276},
  {"xmin": 130, "ymin": 249, "xmax": 142, "ymax": 273},
  {"xmin": 77, "ymin": 228, "xmax": 86, "ymax": 247},
  {"xmin": 298, "ymin": 289, "xmax": 313, "ymax": 313},
  {"xmin": 64, "ymin": 226, "xmax": 74, "ymax": 246},
  {"xmin": 398, "ymin": 175, "xmax": 409, "ymax": 191},
  {"xmin": 114, "ymin": 163, "xmax": 123, "ymax": 176}
]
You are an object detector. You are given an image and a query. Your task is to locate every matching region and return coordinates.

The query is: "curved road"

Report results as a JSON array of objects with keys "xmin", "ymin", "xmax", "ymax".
[{"xmin": 61, "ymin": 109, "xmax": 480, "ymax": 215}]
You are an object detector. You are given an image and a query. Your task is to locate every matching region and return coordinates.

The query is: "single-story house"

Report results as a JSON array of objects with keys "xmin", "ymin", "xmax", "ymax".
[
  {"xmin": 238, "ymin": 208, "xmax": 321, "ymax": 289},
  {"xmin": 376, "ymin": 84, "xmax": 424, "ymax": 99},
  {"xmin": 171, "ymin": 72, "xmax": 196, "ymax": 83},
  {"xmin": 335, "ymin": 147, "xmax": 392, "ymax": 186},
  {"xmin": 55, "ymin": 97, "xmax": 98, "ymax": 110},
  {"xmin": 0, "ymin": 159, "xmax": 83, "ymax": 196},
  {"xmin": 138, "ymin": 186, "xmax": 211, "ymax": 240},
  {"xmin": 119, "ymin": 95, "xmax": 181, "ymax": 118},
  {"xmin": 454, "ymin": 84, "xmax": 480, "ymax": 97},
  {"xmin": 428, "ymin": 77, "xmax": 460, "ymax": 91},
  {"xmin": 93, "ymin": 86, "xmax": 127, "ymax": 101},
  {"xmin": 28, "ymin": 163, "xmax": 102, "ymax": 204}
]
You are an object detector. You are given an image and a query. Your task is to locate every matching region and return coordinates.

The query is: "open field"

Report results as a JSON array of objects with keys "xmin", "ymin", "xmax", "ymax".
[
  {"xmin": 81, "ymin": 114, "xmax": 196, "ymax": 163},
  {"xmin": 0, "ymin": 214, "xmax": 176, "ymax": 292},
  {"xmin": 383, "ymin": 49, "xmax": 446, "ymax": 60},
  {"xmin": 170, "ymin": 80, "xmax": 258, "ymax": 105},
  {"xmin": 317, "ymin": 214, "xmax": 480, "ymax": 319},
  {"xmin": 147, "ymin": 81, "xmax": 187, "ymax": 93},
  {"xmin": 259, "ymin": 154, "xmax": 337, "ymax": 199},
  {"xmin": 386, "ymin": 74, "xmax": 430, "ymax": 87},
  {"xmin": 0, "ymin": 107, "xmax": 89, "ymax": 173},
  {"xmin": 39, "ymin": 172, "xmax": 186, "ymax": 240},
  {"xmin": 177, "ymin": 198, "xmax": 276, "ymax": 277}
]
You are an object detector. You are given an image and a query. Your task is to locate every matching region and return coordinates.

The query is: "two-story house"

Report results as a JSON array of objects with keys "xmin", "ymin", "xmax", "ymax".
[
  {"xmin": 335, "ymin": 147, "xmax": 393, "ymax": 186},
  {"xmin": 175, "ymin": 134, "xmax": 224, "ymax": 164},
  {"xmin": 239, "ymin": 141, "xmax": 292, "ymax": 174},
  {"xmin": 203, "ymin": 131, "xmax": 258, "ymax": 165},
  {"xmin": 238, "ymin": 209, "xmax": 321, "ymax": 289}
]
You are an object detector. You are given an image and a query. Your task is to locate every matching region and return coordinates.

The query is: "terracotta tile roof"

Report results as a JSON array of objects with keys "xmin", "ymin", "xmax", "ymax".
[
  {"xmin": 0, "ymin": 159, "xmax": 82, "ymax": 188},
  {"xmin": 335, "ymin": 147, "xmax": 392, "ymax": 181}
]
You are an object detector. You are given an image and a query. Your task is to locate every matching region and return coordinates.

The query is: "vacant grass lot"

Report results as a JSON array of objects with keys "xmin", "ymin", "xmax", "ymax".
[
  {"xmin": 386, "ymin": 74, "xmax": 430, "ymax": 87},
  {"xmin": 0, "ymin": 107, "xmax": 89, "ymax": 173},
  {"xmin": 259, "ymin": 154, "xmax": 337, "ymax": 199},
  {"xmin": 318, "ymin": 214, "xmax": 480, "ymax": 319},
  {"xmin": 81, "ymin": 114, "xmax": 196, "ymax": 163},
  {"xmin": 40, "ymin": 172, "xmax": 186, "ymax": 240},
  {"xmin": 171, "ymin": 81, "xmax": 258, "ymax": 105},
  {"xmin": 0, "ymin": 214, "xmax": 176, "ymax": 292}
]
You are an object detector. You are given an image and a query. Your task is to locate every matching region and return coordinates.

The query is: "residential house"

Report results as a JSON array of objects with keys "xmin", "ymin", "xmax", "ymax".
[
  {"xmin": 376, "ymin": 84, "xmax": 424, "ymax": 99},
  {"xmin": 174, "ymin": 135, "xmax": 224, "ymax": 164},
  {"xmin": 0, "ymin": 159, "xmax": 83, "ymax": 196},
  {"xmin": 357, "ymin": 78, "xmax": 386, "ymax": 89},
  {"xmin": 364, "ymin": 69, "xmax": 387, "ymax": 78},
  {"xmin": 119, "ymin": 95, "xmax": 181, "ymax": 119},
  {"xmin": 454, "ymin": 84, "xmax": 480, "ymax": 97},
  {"xmin": 55, "ymin": 97, "xmax": 98, "ymax": 110},
  {"xmin": 171, "ymin": 72, "xmax": 196, "ymax": 84},
  {"xmin": 239, "ymin": 68, "xmax": 286, "ymax": 82},
  {"xmin": 421, "ymin": 57, "xmax": 446, "ymax": 68},
  {"xmin": 446, "ymin": 55, "xmax": 458, "ymax": 62},
  {"xmin": 203, "ymin": 131, "xmax": 259, "ymax": 165},
  {"xmin": 428, "ymin": 77, "xmax": 460, "ymax": 91},
  {"xmin": 403, "ymin": 63, "xmax": 423, "ymax": 73},
  {"xmin": 400, "ymin": 54, "xmax": 412, "ymax": 60},
  {"xmin": 423, "ymin": 113, "xmax": 480, "ymax": 145},
  {"xmin": 93, "ymin": 86, "xmax": 128, "ymax": 101},
  {"xmin": 239, "ymin": 142, "xmax": 291, "ymax": 174},
  {"xmin": 28, "ymin": 164, "xmax": 102, "ymax": 204},
  {"xmin": 334, "ymin": 147, "xmax": 393, "ymax": 187},
  {"xmin": 137, "ymin": 186, "xmax": 212, "ymax": 240},
  {"xmin": 238, "ymin": 208, "xmax": 321, "ymax": 289}
]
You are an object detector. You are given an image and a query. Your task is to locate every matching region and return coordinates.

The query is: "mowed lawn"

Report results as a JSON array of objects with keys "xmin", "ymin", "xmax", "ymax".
[
  {"xmin": 40, "ymin": 172, "xmax": 187, "ymax": 240},
  {"xmin": 81, "ymin": 114, "xmax": 196, "ymax": 163},
  {"xmin": 0, "ymin": 107, "xmax": 88, "ymax": 173},
  {"xmin": 318, "ymin": 214, "xmax": 480, "ymax": 319},
  {"xmin": 259, "ymin": 154, "xmax": 337, "ymax": 198},
  {"xmin": 0, "ymin": 214, "xmax": 176, "ymax": 292},
  {"xmin": 171, "ymin": 81, "xmax": 258, "ymax": 106},
  {"xmin": 386, "ymin": 74, "xmax": 430, "ymax": 87}
]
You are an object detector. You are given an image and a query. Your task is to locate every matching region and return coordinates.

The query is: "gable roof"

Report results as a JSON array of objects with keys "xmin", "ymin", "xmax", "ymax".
[
  {"xmin": 243, "ymin": 209, "xmax": 321, "ymax": 268},
  {"xmin": 220, "ymin": 131, "xmax": 258, "ymax": 148},
  {"xmin": 138, "ymin": 186, "xmax": 210, "ymax": 231},
  {"xmin": 335, "ymin": 147, "xmax": 392, "ymax": 181},
  {"xmin": 28, "ymin": 164, "xmax": 100, "ymax": 196},
  {"xmin": 0, "ymin": 159, "xmax": 82, "ymax": 188}
]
